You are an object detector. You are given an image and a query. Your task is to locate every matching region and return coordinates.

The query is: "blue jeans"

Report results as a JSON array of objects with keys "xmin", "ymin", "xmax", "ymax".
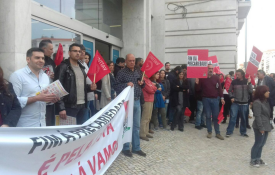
[
  {"xmin": 226, "ymin": 103, "xmax": 248, "ymax": 135},
  {"xmin": 195, "ymin": 100, "xmax": 205, "ymax": 126},
  {"xmin": 123, "ymin": 99, "xmax": 141, "ymax": 152},
  {"xmin": 251, "ymin": 128, "xmax": 268, "ymax": 161},
  {"xmin": 202, "ymin": 97, "xmax": 220, "ymax": 134}
]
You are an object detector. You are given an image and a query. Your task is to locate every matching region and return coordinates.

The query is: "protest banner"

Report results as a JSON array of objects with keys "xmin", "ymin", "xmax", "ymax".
[
  {"xmin": 54, "ymin": 43, "xmax": 64, "ymax": 66},
  {"xmin": 0, "ymin": 87, "xmax": 134, "ymax": 175},
  {"xmin": 187, "ymin": 50, "xmax": 209, "ymax": 78},
  {"xmin": 246, "ymin": 46, "xmax": 263, "ymax": 85},
  {"xmin": 208, "ymin": 56, "xmax": 222, "ymax": 74},
  {"xmin": 141, "ymin": 52, "xmax": 164, "ymax": 78},
  {"xmin": 88, "ymin": 50, "xmax": 111, "ymax": 83}
]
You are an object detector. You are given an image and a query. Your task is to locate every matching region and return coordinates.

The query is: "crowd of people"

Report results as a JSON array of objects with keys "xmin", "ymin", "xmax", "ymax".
[{"xmin": 1, "ymin": 39, "xmax": 275, "ymax": 167}]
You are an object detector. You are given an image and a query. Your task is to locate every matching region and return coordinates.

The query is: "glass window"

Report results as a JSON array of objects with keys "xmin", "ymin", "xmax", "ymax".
[
  {"xmin": 33, "ymin": 0, "xmax": 122, "ymax": 39},
  {"xmin": 31, "ymin": 19, "xmax": 81, "ymax": 60}
]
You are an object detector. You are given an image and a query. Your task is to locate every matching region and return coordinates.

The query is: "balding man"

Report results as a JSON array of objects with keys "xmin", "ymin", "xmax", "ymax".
[{"xmin": 114, "ymin": 54, "xmax": 146, "ymax": 157}]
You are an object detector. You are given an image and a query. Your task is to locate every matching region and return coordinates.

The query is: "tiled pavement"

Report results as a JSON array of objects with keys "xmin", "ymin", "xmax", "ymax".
[{"xmin": 105, "ymin": 118, "xmax": 275, "ymax": 175}]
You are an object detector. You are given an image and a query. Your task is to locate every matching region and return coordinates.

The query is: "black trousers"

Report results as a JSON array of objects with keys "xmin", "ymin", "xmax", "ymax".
[
  {"xmin": 171, "ymin": 105, "xmax": 186, "ymax": 130},
  {"xmin": 223, "ymin": 94, "xmax": 231, "ymax": 121},
  {"xmin": 189, "ymin": 95, "xmax": 197, "ymax": 121},
  {"xmin": 46, "ymin": 105, "xmax": 55, "ymax": 126}
]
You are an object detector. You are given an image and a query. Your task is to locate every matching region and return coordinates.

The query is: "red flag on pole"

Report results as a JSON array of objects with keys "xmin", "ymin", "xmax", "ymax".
[
  {"xmin": 218, "ymin": 105, "xmax": 224, "ymax": 124},
  {"xmin": 141, "ymin": 52, "xmax": 164, "ymax": 78},
  {"xmin": 224, "ymin": 77, "xmax": 232, "ymax": 93},
  {"xmin": 54, "ymin": 43, "xmax": 63, "ymax": 66},
  {"xmin": 87, "ymin": 50, "xmax": 110, "ymax": 83},
  {"xmin": 184, "ymin": 107, "xmax": 192, "ymax": 117},
  {"xmin": 187, "ymin": 50, "xmax": 209, "ymax": 78},
  {"xmin": 246, "ymin": 46, "xmax": 263, "ymax": 85}
]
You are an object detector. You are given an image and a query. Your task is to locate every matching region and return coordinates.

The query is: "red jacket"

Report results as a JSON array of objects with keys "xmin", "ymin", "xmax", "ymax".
[{"xmin": 142, "ymin": 77, "xmax": 157, "ymax": 102}]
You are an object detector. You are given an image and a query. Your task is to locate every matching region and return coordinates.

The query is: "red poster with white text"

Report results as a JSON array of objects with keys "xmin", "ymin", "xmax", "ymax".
[
  {"xmin": 246, "ymin": 46, "xmax": 263, "ymax": 85},
  {"xmin": 187, "ymin": 50, "xmax": 209, "ymax": 78}
]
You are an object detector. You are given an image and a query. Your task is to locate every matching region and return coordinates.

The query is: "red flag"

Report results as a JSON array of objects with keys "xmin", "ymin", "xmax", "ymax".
[
  {"xmin": 87, "ymin": 50, "xmax": 110, "ymax": 83},
  {"xmin": 208, "ymin": 56, "xmax": 222, "ymax": 74},
  {"xmin": 184, "ymin": 107, "xmax": 192, "ymax": 117},
  {"xmin": 54, "ymin": 43, "xmax": 63, "ymax": 66},
  {"xmin": 219, "ymin": 75, "xmax": 224, "ymax": 83},
  {"xmin": 218, "ymin": 105, "xmax": 224, "ymax": 124},
  {"xmin": 141, "ymin": 52, "xmax": 164, "ymax": 78},
  {"xmin": 224, "ymin": 77, "xmax": 232, "ymax": 93},
  {"xmin": 187, "ymin": 50, "xmax": 209, "ymax": 78}
]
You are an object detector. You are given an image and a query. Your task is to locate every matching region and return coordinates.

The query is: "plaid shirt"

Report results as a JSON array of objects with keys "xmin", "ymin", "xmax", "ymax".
[{"xmin": 114, "ymin": 67, "xmax": 145, "ymax": 100}]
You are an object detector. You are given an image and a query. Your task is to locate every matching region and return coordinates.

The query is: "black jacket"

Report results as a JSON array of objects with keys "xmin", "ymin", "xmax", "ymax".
[
  {"xmin": 258, "ymin": 76, "xmax": 275, "ymax": 106},
  {"xmin": 55, "ymin": 59, "xmax": 93, "ymax": 112},
  {"xmin": 44, "ymin": 56, "xmax": 56, "ymax": 73},
  {"xmin": 114, "ymin": 64, "xmax": 123, "ymax": 78},
  {"xmin": 0, "ymin": 82, "xmax": 21, "ymax": 127},
  {"xmin": 161, "ymin": 79, "xmax": 170, "ymax": 99},
  {"xmin": 170, "ymin": 79, "xmax": 189, "ymax": 107}
]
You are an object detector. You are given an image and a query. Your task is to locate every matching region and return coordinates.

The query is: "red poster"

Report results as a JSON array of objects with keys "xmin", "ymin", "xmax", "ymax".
[
  {"xmin": 87, "ymin": 50, "xmax": 111, "ymax": 83},
  {"xmin": 218, "ymin": 105, "xmax": 224, "ymax": 124},
  {"xmin": 141, "ymin": 52, "xmax": 164, "ymax": 78},
  {"xmin": 246, "ymin": 46, "xmax": 263, "ymax": 85},
  {"xmin": 187, "ymin": 50, "xmax": 209, "ymax": 78},
  {"xmin": 208, "ymin": 55, "xmax": 222, "ymax": 74}
]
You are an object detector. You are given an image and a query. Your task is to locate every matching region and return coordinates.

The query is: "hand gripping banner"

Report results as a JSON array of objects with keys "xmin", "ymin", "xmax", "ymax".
[{"xmin": 0, "ymin": 87, "xmax": 134, "ymax": 175}]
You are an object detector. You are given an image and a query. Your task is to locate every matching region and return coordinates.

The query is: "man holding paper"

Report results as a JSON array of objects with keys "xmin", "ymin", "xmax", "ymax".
[
  {"xmin": 9, "ymin": 48, "xmax": 59, "ymax": 127},
  {"xmin": 55, "ymin": 43, "xmax": 97, "ymax": 125}
]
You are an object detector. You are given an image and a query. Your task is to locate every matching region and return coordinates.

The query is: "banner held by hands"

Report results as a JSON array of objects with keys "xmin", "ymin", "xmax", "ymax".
[
  {"xmin": 246, "ymin": 46, "xmax": 263, "ymax": 85},
  {"xmin": 187, "ymin": 50, "xmax": 209, "ymax": 78}
]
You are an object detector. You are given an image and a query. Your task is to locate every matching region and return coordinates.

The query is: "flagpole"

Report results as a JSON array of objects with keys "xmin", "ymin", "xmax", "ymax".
[{"xmin": 141, "ymin": 71, "xmax": 145, "ymax": 82}]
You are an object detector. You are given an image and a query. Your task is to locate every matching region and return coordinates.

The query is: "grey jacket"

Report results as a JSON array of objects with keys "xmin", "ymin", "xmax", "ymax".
[
  {"xmin": 252, "ymin": 100, "xmax": 274, "ymax": 132},
  {"xmin": 228, "ymin": 78, "xmax": 253, "ymax": 104}
]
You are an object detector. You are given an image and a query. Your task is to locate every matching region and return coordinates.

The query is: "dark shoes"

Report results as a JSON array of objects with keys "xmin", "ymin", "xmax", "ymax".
[
  {"xmin": 241, "ymin": 134, "xmax": 249, "ymax": 137},
  {"xmin": 178, "ymin": 128, "xmax": 184, "ymax": 132},
  {"xmin": 195, "ymin": 126, "xmax": 203, "ymax": 130},
  {"xmin": 146, "ymin": 134, "xmax": 153, "ymax": 138},
  {"xmin": 149, "ymin": 130, "xmax": 154, "ymax": 134},
  {"xmin": 132, "ymin": 150, "xmax": 146, "ymax": 157},
  {"xmin": 247, "ymin": 125, "xmax": 251, "ymax": 129},
  {"xmin": 222, "ymin": 120, "xmax": 226, "ymax": 124},
  {"xmin": 122, "ymin": 150, "xmax": 133, "ymax": 157},
  {"xmin": 200, "ymin": 124, "xmax": 207, "ymax": 128}
]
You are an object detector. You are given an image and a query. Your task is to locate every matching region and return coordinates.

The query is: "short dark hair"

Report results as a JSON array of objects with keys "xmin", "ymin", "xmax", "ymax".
[
  {"xmin": 173, "ymin": 66, "xmax": 182, "ymax": 73},
  {"xmin": 26, "ymin": 47, "xmax": 44, "ymax": 57},
  {"xmin": 69, "ymin": 43, "xmax": 81, "ymax": 51},
  {"xmin": 39, "ymin": 39, "xmax": 52, "ymax": 49},
  {"xmin": 116, "ymin": 57, "xmax": 125, "ymax": 64},
  {"xmin": 257, "ymin": 70, "xmax": 266, "ymax": 76},
  {"xmin": 181, "ymin": 64, "xmax": 187, "ymax": 70},
  {"xmin": 135, "ymin": 57, "xmax": 143, "ymax": 65},
  {"xmin": 79, "ymin": 44, "xmax": 86, "ymax": 51},
  {"xmin": 165, "ymin": 62, "xmax": 170, "ymax": 66},
  {"xmin": 254, "ymin": 85, "xmax": 269, "ymax": 102},
  {"xmin": 236, "ymin": 69, "xmax": 245, "ymax": 78},
  {"xmin": 229, "ymin": 71, "xmax": 234, "ymax": 76},
  {"xmin": 106, "ymin": 61, "xmax": 114, "ymax": 66}
]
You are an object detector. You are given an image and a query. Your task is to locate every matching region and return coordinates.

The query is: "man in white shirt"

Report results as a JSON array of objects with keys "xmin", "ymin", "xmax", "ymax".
[{"xmin": 9, "ymin": 48, "xmax": 59, "ymax": 127}]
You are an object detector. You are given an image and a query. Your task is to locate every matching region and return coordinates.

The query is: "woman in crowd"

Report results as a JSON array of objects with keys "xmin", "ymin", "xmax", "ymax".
[
  {"xmin": 84, "ymin": 52, "xmax": 91, "ymax": 65},
  {"xmin": 159, "ymin": 70, "xmax": 170, "ymax": 117},
  {"xmin": 250, "ymin": 85, "xmax": 273, "ymax": 167},
  {"xmin": 150, "ymin": 71, "xmax": 168, "ymax": 130},
  {"xmin": 170, "ymin": 71, "xmax": 189, "ymax": 131},
  {"xmin": 100, "ymin": 61, "xmax": 116, "ymax": 109},
  {"xmin": 0, "ymin": 67, "xmax": 21, "ymax": 127},
  {"xmin": 140, "ymin": 74, "xmax": 157, "ymax": 141},
  {"xmin": 221, "ymin": 74, "xmax": 231, "ymax": 124}
]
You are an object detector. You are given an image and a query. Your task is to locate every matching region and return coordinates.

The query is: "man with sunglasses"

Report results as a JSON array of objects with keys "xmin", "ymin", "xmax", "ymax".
[{"xmin": 55, "ymin": 43, "xmax": 97, "ymax": 125}]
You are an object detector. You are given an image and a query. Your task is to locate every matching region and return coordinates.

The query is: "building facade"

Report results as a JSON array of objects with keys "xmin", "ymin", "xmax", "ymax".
[
  {"xmin": 0, "ymin": 0, "xmax": 251, "ymax": 79},
  {"xmin": 259, "ymin": 49, "xmax": 275, "ymax": 75}
]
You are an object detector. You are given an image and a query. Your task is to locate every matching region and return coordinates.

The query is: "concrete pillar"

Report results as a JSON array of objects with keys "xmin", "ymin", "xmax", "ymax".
[
  {"xmin": 0, "ymin": 0, "xmax": 31, "ymax": 79},
  {"xmin": 151, "ymin": 0, "xmax": 165, "ymax": 63},
  {"xmin": 122, "ymin": 0, "xmax": 149, "ymax": 59}
]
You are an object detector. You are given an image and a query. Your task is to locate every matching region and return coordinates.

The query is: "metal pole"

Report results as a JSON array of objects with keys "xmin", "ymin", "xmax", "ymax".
[
  {"xmin": 60, "ymin": 0, "xmax": 62, "ymax": 13},
  {"xmin": 245, "ymin": 18, "xmax": 248, "ymax": 70}
]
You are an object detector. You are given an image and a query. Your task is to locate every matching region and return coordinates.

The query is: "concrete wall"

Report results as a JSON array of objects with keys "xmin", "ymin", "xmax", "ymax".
[
  {"xmin": 163, "ymin": 0, "xmax": 238, "ymax": 73},
  {"xmin": 0, "ymin": 0, "xmax": 32, "ymax": 79}
]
